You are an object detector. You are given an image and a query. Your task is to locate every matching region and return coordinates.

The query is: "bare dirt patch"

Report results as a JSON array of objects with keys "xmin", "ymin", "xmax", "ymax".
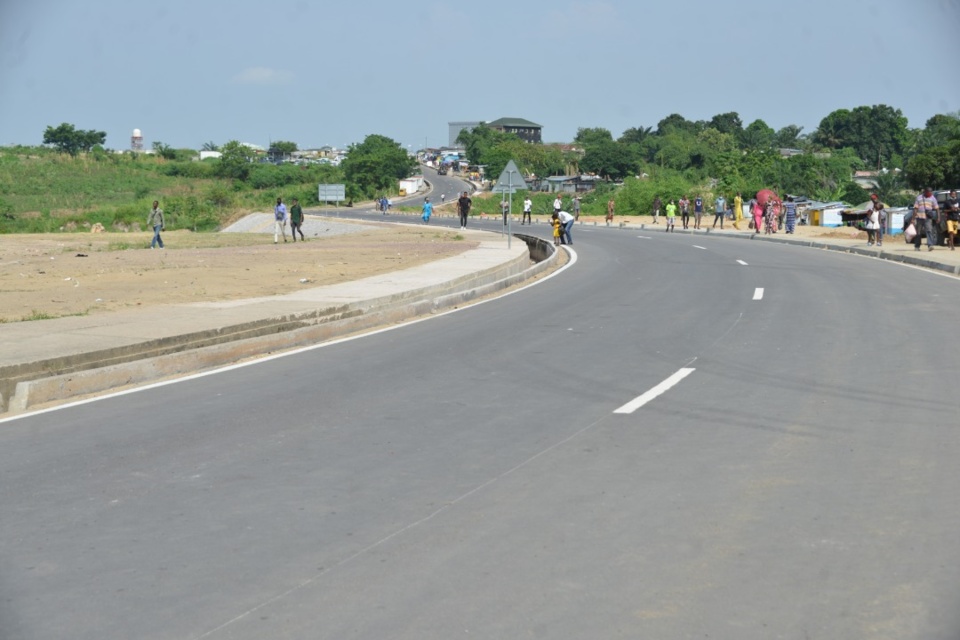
[{"xmin": 0, "ymin": 221, "xmax": 475, "ymax": 322}]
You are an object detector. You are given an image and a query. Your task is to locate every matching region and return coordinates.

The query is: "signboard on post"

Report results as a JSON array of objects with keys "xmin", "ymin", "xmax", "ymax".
[
  {"xmin": 491, "ymin": 160, "xmax": 528, "ymax": 194},
  {"xmin": 490, "ymin": 160, "xmax": 527, "ymax": 248},
  {"xmin": 318, "ymin": 183, "xmax": 346, "ymax": 202}
]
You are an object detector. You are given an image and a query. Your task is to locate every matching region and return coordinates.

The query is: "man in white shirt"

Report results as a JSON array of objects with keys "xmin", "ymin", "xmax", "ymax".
[
  {"xmin": 522, "ymin": 196, "xmax": 532, "ymax": 225},
  {"xmin": 553, "ymin": 195, "xmax": 563, "ymax": 216},
  {"xmin": 558, "ymin": 210, "xmax": 575, "ymax": 245}
]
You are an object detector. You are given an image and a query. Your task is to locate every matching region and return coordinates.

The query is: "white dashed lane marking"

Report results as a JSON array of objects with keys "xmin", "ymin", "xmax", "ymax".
[
  {"xmin": 737, "ymin": 259, "xmax": 749, "ymax": 266},
  {"xmin": 614, "ymin": 368, "xmax": 696, "ymax": 414},
  {"xmin": 693, "ymin": 245, "xmax": 706, "ymax": 250},
  {"xmin": 753, "ymin": 288, "xmax": 764, "ymax": 300}
]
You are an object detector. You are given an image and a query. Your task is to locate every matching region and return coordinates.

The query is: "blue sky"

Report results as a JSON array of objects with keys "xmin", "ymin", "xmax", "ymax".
[{"xmin": 1, "ymin": 0, "xmax": 958, "ymax": 151}]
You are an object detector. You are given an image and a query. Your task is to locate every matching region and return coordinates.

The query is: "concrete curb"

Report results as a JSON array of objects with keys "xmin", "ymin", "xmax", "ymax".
[{"xmin": 5, "ymin": 235, "xmax": 557, "ymax": 413}]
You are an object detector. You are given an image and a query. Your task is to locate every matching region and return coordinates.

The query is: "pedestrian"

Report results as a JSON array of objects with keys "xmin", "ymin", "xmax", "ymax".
[
  {"xmin": 652, "ymin": 195, "xmax": 662, "ymax": 224},
  {"xmin": 783, "ymin": 196, "xmax": 797, "ymax": 234},
  {"xmin": 733, "ymin": 192, "xmax": 744, "ymax": 230},
  {"xmin": 553, "ymin": 194, "xmax": 563, "ymax": 216},
  {"xmin": 521, "ymin": 195, "xmax": 532, "ymax": 225},
  {"xmin": 551, "ymin": 212, "xmax": 562, "ymax": 246},
  {"xmin": 944, "ymin": 189, "xmax": 959, "ymax": 251},
  {"xmin": 679, "ymin": 195, "xmax": 690, "ymax": 229},
  {"xmin": 912, "ymin": 187, "xmax": 939, "ymax": 251},
  {"xmin": 764, "ymin": 199, "xmax": 776, "ymax": 235},
  {"xmin": 274, "ymin": 197, "xmax": 287, "ymax": 244},
  {"xmin": 457, "ymin": 191, "xmax": 472, "ymax": 229},
  {"xmin": 751, "ymin": 199, "xmax": 763, "ymax": 233},
  {"xmin": 665, "ymin": 199, "xmax": 677, "ymax": 232},
  {"xmin": 440, "ymin": 193, "xmax": 446, "ymax": 204},
  {"xmin": 422, "ymin": 197, "xmax": 433, "ymax": 224},
  {"xmin": 558, "ymin": 209, "xmax": 575, "ymax": 245},
  {"xmin": 289, "ymin": 198, "xmax": 305, "ymax": 241},
  {"xmin": 500, "ymin": 199, "xmax": 510, "ymax": 226},
  {"xmin": 864, "ymin": 196, "xmax": 881, "ymax": 246},
  {"xmin": 573, "ymin": 195, "xmax": 581, "ymax": 221},
  {"xmin": 712, "ymin": 194, "xmax": 726, "ymax": 229},
  {"xmin": 147, "ymin": 200, "xmax": 165, "ymax": 249},
  {"xmin": 606, "ymin": 198, "xmax": 615, "ymax": 226},
  {"xmin": 693, "ymin": 195, "xmax": 704, "ymax": 229}
]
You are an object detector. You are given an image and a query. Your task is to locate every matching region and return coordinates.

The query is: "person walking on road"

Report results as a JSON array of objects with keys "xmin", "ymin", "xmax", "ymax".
[
  {"xmin": 912, "ymin": 188, "xmax": 939, "ymax": 251},
  {"xmin": 573, "ymin": 196, "xmax": 581, "ymax": 221},
  {"xmin": 693, "ymin": 196, "xmax": 704, "ymax": 229},
  {"xmin": 733, "ymin": 192, "xmax": 744, "ymax": 230},
  {"xmin": 679, "ymin": 196, "xmax": 690, "ymax": 229},
  {"xmin": 558, "ymin": 209, "xmax": 575, "ymax": 245},
  {"xmin": 606, "ymin": 198, "xmax": 615, "ymax": 226},
  {"xmin": 422, "ymin": 197, "xmax": 433, "ymax": 224},
  {"xmin": 864, "ymin": 196, "xmax": 881, "ymax": 246},
  {"xmin": 521, "ymin": 195, "xmax": 532, "ymax": 225},
  {"xmin": 147, "ymin": 200, "xmax": 165, "ymax": 249},
  {"xmin": 751, "ymin": 199, "xmax": 763, "ymax": 234},
  {"xmin": 665, "ymin": 199, "xmax": 677, "ymax": 232},
  {"xmin": 457, "ymin": 191, "xmax": 472, "ymax": 229},
  {"xmin": 289, "ymin": 198, "xmax": 305, "ymax": 242},
  {"xmin": 944, "ymin": 190, "xmax": 959, "ymax": 251},
  {"xmin": 783, "ymin": 196, "xmax": 797, "ymax": 234},
  {"xmin": 274, "ymin": 197, "xmax": 287, "ymax": 244},
  {"xmin": 652, "ymin": 196, "xmax": 662, "ymax": 224},
  {"xmin": 712, "ymin": 195, "xmax": 726, "ymax": 229}
]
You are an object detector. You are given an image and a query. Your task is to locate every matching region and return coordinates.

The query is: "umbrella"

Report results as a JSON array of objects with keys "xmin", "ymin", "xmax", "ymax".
[{"xmin": 756, "ymin": 189, "xmax": 780, "ymax": 206}]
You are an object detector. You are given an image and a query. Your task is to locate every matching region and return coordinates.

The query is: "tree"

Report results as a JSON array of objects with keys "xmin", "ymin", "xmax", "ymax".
[
  {"xmin": 618, "ymin": 126, "xmax": 653, "ymax": 146},
  {"xmin": 773, "ymin": 125, "xmax": 804, "ymax": 149},
  {"xmin": 573, "ymin": 127, "xmax": 614, "ymax": 147},
  {"xmin": 270, "ymin": 140, "xmax": 298, "ymax": 155},
  {"xmin": 656, "ymin": 113, "xmax": 699, "ymax": 136},
  {"xmin": 42, "ymin": 122, "xmax": 106, "ymax": 156},
  {"xmin": 812, "ymin": 105, "xmax": 909, "ymax": 167},
  {"xmin": 201, "ymin": 141, "xmax": 220, "ymax": 152},
  {"xmin": 740, "ymin": 119, "xmax": 776, "ymax": 150},
  {"xmin": 152, "ymin": 141, "xmax": 177, "ymax": 160},
  {"xmin": 341, "ymin": 134, "xmax": 418, "ymax": 198},
  {"xmin": 708, "ymin": 112, "xmax": 743, "ymax": 137},
  {"xmin": 579, "ymin": 140, "xmax": 636, "ymax": 180},
  {"xmin": 912, "ymin": 113, "xmax": 960, "ymax": 152},
  {"xmin": 216, "ymin": 140, "xmax": 255, "ymax": 181},
  {"xmin": 905, "ymin": 139, "xmax": 960, "ymax": 189}
]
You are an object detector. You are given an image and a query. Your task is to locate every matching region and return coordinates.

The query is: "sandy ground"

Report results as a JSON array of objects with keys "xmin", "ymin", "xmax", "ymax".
[{"xmin": 0, "ymin": 218, "xmax": 475, "ymax": 323}]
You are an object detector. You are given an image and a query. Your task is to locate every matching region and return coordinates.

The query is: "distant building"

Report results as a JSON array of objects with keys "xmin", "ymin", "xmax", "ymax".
[
  {"xmin": 449, "ymin": 121, "xmax": 481, "ymax": 147},
  {"xmin": 131, "ymin": 128, "xmax": 143, "ymax": 152},
  {"xmin": 487, "ymin": 117, "xmax": 542, "ymax": 144}
]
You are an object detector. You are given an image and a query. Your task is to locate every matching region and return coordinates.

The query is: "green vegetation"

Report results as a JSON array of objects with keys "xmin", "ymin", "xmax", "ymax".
[
  {"xmin": 458, "ymin": 108, "xmax": 959, "ymax": 215},
  {"xmin": 1, "ymin": 129, "xmax": 420, "ymax": 234}
]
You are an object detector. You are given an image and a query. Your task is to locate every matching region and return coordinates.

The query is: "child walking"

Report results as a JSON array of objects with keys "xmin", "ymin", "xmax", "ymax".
[{"xmin": 551, "ymin": 212, "xmax": 562, "ymax": 246}]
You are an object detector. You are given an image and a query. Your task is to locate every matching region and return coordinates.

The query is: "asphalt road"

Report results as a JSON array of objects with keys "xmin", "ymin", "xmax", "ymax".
[{"xmin": 2, "ymin": 210, "xmax": 959, "ymax": 639}]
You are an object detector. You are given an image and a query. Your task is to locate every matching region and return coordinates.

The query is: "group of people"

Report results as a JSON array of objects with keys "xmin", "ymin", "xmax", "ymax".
[
  {"xmin": 910, "ymin": 188, "xmax": 960, "ymax": 252},
  {"xmin": 273, "ymin": 197, "xmax": 305, "ymax": 243}
]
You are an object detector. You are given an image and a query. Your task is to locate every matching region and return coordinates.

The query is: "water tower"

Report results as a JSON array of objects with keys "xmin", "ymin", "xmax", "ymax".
[{"xmin": 131, "ymin": 128, "xmax": 143, "ymax": 151}]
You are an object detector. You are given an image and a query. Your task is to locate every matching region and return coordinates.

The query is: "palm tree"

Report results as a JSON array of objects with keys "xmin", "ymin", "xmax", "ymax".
[{"xmin": 201, "ymin": 141, "xmax": 219, "ymax": 152}]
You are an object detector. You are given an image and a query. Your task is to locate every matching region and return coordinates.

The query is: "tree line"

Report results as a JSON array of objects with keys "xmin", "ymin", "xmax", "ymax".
[{"xmin": 458, "ymin": 106, "xmax": 960, "ymax": 206}]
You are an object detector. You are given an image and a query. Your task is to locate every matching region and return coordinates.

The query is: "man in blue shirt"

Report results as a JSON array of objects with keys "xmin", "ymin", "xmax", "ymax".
[
  {"xmin": 694, "ymin": 196, "xmax": 704, "ymax": 229},
  {"xmin": 422, "ymin": 197, "xmax": 433, "ymax": 224}
]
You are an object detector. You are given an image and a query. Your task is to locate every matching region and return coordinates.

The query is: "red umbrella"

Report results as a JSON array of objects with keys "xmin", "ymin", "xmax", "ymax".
[{"xmin": 756, "ymin": 189, "xmax": 780, "ymax": 207}]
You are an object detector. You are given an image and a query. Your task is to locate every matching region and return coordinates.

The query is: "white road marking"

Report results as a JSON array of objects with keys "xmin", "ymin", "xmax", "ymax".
[
  {"xmin": 753, "ymin": 287, "xmax": 764, "ymax": 300},
  {"xmin": 737, "ymin": 259, "xmax": 748, "ymax": 266},
  {"xmin": 693, "ymin": 245, "xmax": 706, "ymax": 250},
  {"xmin": 613, "ymin": 368, "xmax": 696, "ymax": 414},
  {"xmin": 636, "ymin": 235, "xmax": 651, "ymax": 239}
]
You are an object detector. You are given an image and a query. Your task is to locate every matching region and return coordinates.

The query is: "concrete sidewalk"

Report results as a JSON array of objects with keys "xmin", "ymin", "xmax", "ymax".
[{"xmin": 0, "ymin": 230, "xmax": 546, "ymax": 414}]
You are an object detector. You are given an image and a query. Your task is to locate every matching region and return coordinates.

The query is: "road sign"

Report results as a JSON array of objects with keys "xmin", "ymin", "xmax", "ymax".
[
  {"xmin": 318, "ymin": 183, "xmax": 346, "ymax": 202},
  {"xmin": 491, "ymin": 160, "xmax": 528, "ymax": 194}
]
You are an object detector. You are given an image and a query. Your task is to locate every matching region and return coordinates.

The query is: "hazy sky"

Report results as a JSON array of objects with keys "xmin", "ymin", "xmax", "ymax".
[{"xmin": 1, "ymin": 0, "xmax": 958, "ymax": 151}]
